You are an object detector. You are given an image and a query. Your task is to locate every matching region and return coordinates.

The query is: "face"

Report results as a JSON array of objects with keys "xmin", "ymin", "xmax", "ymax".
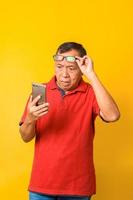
[{"xmin": 54, "ymin": 49, "xmax": 82, "ymax": 92}]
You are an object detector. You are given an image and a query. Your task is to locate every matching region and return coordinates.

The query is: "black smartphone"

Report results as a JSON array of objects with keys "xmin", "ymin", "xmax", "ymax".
[{"xmin": 32, "ymin": 83, "xmax": 46, "ymax": 106}]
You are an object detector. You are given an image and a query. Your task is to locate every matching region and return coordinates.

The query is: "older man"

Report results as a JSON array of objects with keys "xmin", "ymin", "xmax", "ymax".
[{"xmin": 19, "ymin": 42, "xmax": 120, "ymax": 200}]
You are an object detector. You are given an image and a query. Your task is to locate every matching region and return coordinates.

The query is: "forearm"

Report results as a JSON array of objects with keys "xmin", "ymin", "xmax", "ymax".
[
  {"xmin": 19, "ymin": 116, "xmax": 36, "ymax": 142},
  {"xmin": 86, "ymin": 71, "xmax": 120, "ymax": 122}
]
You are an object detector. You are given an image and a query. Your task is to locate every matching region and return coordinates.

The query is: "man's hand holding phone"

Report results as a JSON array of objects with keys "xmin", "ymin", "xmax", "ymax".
[{"xmin": 27, "ymin": 95, "xmax": 49, "ymax": 122}]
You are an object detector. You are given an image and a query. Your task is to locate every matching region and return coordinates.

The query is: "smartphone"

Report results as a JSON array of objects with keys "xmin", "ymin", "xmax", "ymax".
[{"xmin": 32, "ymin": 83, "xmax": 46, "ymax": 106}]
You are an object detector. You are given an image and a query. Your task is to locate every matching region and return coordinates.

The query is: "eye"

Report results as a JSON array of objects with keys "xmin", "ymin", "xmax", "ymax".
[
  {"xmin": 69, "ymin": 66, "xmax": 76, "ymax": 70},
  {"xmin": 57, "ymin": 65, "xmax": 63, "ymax": 69}
]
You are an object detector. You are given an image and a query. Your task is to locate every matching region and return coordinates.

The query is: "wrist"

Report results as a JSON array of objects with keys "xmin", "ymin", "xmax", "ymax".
[
  {"xmin": 25, "ymin": 114, "xmax": 36, "ymax": 125},
  {"xmin": 85, "ymin": 70, "xmax": 97, "ymax": 81}
]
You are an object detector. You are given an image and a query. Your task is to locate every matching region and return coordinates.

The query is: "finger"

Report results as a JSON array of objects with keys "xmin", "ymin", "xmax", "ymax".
[
  {"xmin": 34, "ymin": 104, "xmax": 49, "ymax": 113},
  {"xmin": 82, "ymin": 56, "xmax": 89, "ymax": 62},
  {"xmin": 37, "ymin": 103, "xmax": 49, "ymax": 109},
  {"xmin": 76, "ymin": 58, "xmax": 84, "ymax": 66},
  {"xmin": 84, "ymin": 55, "xmax": 93, "ymax": 63},
  {"xmin": 75, "ymin": 55, "xmax": 86, "ymax": 60},
  {"xmin": 75, "ymin": 56, "xmax": 82, "ymax": 61},
  {"xmin": 76, "ymin": 56, "xmax": 85, "ymax": 63},
  {"xmin": 31, "ymin": 105, "xmax": 48, "ymax": 113},
  {"xmin": 38, "ymin": 111, "xmax": 49, "ymax": 117},
  {"xmin": 75, "ymin": 56, "xmax": 83, "ymax": 64},
  {"xmin": 75, "ymin": 58, "xmax": 80, "ymax": 65},
  {"xmin": 33, "ymin": 108, "xmax": 49, "ymax": 117},
  {"xmin": 87, "ymin": 56, "xmax": 93, "ymax": 65},
  {"xmin": 83, "ymin": 55, "xmax": 88, "ymax": 59},
  {"xmin": 33, "ymin": 103, "xmax": 49, "ymax": 112},
  {"xmin": 35, "ymin": 106, "xmax": 49, "ymax": 114}
]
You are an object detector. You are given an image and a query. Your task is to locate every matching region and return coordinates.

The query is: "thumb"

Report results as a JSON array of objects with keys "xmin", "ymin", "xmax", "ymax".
[{"xmin": 31, "ymin": 95, "xmax": 41, "ymax": 106}]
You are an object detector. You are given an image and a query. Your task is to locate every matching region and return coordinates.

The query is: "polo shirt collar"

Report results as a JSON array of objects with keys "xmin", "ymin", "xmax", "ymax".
[{"xmin": 48, "ymin": 76, "xmax": 88, "ymax": 93}]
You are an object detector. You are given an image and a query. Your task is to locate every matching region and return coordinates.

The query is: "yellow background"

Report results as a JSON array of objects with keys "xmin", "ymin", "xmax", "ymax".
[{"xmin": 0, "ymin": 0, "xmax": 133, "ymax": 199}]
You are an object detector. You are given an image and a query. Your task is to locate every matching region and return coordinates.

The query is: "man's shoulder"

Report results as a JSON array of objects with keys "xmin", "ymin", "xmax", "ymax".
[
  {"xmin": 42, "ymin": 76, "xmax": 56, "ymax": 88},
  {"xmin": 80, "ymin": 78, "xmax": 92, "ymax": 90},
  {"xmin": 81, "ymin": 79, "xmax": 96, "ymax": 98}
]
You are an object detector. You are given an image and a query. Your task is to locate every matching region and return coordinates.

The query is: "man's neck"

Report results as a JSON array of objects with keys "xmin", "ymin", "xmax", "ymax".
[{"xmin": 56, "ymin": 81, "xmax": 68, "ymax": 94}]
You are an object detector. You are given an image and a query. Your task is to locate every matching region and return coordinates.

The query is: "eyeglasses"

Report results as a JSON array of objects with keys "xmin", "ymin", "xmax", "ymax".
[{"xmin": 53, "ymin": 55, "xmax": 77, "ymax": 62}]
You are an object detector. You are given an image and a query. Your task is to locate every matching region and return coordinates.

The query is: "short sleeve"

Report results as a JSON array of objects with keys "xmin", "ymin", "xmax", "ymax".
[
  {"xmin": 91, "ymin": 87, "xmax": 100, "ymax": 119},
  {"xmin": 93, "ymin": 97, "xmax": 100, "ymax": 118},
  {"xmin": 19, "ymin": 96, "xmax": 30, "ymax": 126}
]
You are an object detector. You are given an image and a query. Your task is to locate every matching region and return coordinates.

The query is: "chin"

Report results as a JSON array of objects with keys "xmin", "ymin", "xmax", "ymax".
[{"xmin": 62, "ymin": 86, "xmax": 71, "ymax": 91}]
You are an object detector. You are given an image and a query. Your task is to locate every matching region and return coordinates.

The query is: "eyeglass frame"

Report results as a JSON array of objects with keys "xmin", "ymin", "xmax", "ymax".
[{"xmin": 53, "ymin": 54, "xmax": 78, "ymax": 62}]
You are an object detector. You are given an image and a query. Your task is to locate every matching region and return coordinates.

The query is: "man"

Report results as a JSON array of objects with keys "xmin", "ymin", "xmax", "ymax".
[{"xmin": 19, "ymin": 42, "xmax": 120, "ymax": 200}]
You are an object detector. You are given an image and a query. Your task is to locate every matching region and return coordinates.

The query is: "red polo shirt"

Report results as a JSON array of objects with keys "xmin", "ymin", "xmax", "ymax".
[{"xmin": 20, "ymin": 76, "xmax": 100, "ymax": 196}]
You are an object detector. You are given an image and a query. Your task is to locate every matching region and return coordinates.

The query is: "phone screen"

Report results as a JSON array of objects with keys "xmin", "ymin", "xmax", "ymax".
[{"xmin": 32, "ymin": 83, "xmax": 46, "ymax": 105}]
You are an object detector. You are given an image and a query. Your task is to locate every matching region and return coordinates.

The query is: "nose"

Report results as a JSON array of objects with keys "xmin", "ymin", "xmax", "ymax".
[{"xmin": 62, "ymin": 67, "xmax": 69, "ymax": 77}]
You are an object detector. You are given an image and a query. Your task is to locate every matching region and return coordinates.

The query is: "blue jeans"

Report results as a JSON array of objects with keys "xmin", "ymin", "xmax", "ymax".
[{"xmin": 29, "ymin": 192, "xmax": 91, "ymax": 200}]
